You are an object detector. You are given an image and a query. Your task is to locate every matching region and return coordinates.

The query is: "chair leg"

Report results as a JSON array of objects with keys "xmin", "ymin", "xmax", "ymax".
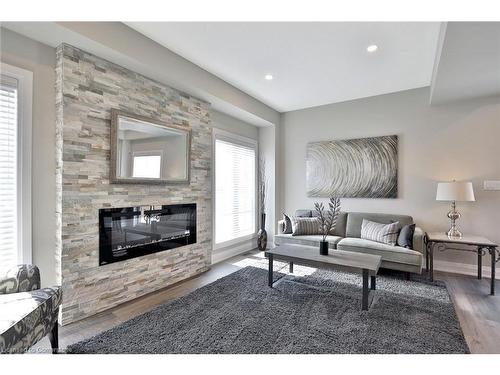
[{"xmin": 48, "ymin": 321, "xmax": 59, "ymax": 354}]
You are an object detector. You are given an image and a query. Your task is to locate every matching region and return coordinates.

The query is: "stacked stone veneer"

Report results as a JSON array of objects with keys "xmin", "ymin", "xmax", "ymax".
[{"xmin": 55, "ymin": 44, "xmax": 212, "ymax": 325}]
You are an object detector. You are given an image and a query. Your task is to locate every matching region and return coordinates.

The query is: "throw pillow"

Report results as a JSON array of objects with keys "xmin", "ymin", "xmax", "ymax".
[
  {"xmin": 397, "ymin": 223, "xmax": 416, "ymax": 249},
  {"xmin": 360, "ymin": 219, "xmax": 400, "ymax": 246},
  {"xmin": 291, "ymin": 217, "xmax": 321, "ymax": 236},
  {"xmin": 282, "ymin": 213, "xmax": 293, "ymax": 234}
]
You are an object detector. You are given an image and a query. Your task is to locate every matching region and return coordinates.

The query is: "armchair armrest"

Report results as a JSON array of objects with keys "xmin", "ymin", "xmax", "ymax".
[
  {"xmin": 0, "ymin": 265, "xmax": 40, "ymax": 295},
  {"xmin": 413, "ymin": 227, "xmax": 425, "ymax": 255}
]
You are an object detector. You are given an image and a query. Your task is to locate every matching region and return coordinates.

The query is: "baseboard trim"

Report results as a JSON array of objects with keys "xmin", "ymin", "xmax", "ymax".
[
  {"xmin": 212, "ymin": 239, "xmax": 257, "ymax": 264},
  {"xmin": 433, "ymin": 259, "xmax": 500, "ymax": 280}
]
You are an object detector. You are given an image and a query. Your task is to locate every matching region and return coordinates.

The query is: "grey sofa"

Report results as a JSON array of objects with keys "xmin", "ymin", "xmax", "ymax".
[
  {"xmin": 276, "ymin": 210, "xmax": 425, "ymax": 274},
  {"xmin": 0, "ymin": 265, "xmax": 62, "ymax": 353}
]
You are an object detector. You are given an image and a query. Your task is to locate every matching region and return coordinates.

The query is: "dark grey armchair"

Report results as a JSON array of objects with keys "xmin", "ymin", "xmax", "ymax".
[{"xmin": 0, "ymin": 265, "xmax": 62, "ymax": 353}]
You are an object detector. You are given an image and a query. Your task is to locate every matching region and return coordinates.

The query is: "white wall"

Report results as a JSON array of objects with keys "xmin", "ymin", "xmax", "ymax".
[
  {"xmin": 211, "ymin": 110, "xmax": 259, "ymax": 140},
  {"xmin": 280, "ymin": 87, "xmax": 500, "ymax": 267},
  {"xmin": 0, "ymin": 28, "xmax": 57, "ymax": 286}
]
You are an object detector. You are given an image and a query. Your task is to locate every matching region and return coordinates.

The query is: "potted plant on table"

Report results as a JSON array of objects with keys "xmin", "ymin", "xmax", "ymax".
[{"xmin": 314, "ymin": 197, "xmax": 341, "ymax": 255}]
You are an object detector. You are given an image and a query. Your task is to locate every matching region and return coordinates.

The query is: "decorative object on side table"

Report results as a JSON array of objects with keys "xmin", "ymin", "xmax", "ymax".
[
  {"xmin": 314, "ymin": 197, "xmax": 341, "ymax": 255},
  {"xmin": 257, "ymin": 158, "xmax": 267, "ymax": 251},
  {"xmin": 424, "ymin": 232, "xmax": 498, "ymax": 295},
  {"xmin": 436, "ymin": 180, "xmax": 475, "ymax": 239}
]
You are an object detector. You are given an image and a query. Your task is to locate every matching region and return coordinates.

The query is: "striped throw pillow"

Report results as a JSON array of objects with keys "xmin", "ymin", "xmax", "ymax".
[
  {"xmin": 291, "ymin": 217, "xmax": 321, "ymax": 236},
  {"xmin": 360, "ymin": 219, "xmax": 400, "ymax": 246}
]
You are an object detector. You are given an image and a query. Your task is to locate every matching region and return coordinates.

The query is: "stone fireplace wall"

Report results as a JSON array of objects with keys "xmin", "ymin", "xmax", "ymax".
[{"xmin": 55, "ymin": 44, "xmax": 212, "ymax": 325}]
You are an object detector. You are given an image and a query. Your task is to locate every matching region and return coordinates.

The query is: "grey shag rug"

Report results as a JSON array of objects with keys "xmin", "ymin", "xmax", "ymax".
[{"xmin": 67, "ymin": 265, "xmax": 469, "ymax": 354}]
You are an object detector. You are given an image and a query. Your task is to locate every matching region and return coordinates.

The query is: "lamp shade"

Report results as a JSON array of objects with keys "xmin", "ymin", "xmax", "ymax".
[{"xmin": 436, "ymin": 181, "xmax": 475, "ymax": 202}]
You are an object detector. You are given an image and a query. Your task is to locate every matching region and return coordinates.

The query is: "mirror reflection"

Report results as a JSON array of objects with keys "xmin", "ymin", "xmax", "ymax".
[{"xmin": 113, "ymin": 112, "xmax": 190, "ymax": 183}]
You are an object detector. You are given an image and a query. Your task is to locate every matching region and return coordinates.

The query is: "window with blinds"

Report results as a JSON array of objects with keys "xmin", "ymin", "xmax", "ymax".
[
  {"xmin": 0, "ymin": 75, "xmax": 18, "ymax": 270},
  {"xmin": 215, "ymin": 137, "xmax": 256, "ymax": 245}
]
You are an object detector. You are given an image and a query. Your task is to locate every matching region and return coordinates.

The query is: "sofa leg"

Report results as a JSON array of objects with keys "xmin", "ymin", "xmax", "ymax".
[
  {"xmin": 405, "ymin": 272, "xmax": 411, "ymax": 281},
  {"xmin": 48, "ymin": 321, "xmax": 59, "ymax": 354}
]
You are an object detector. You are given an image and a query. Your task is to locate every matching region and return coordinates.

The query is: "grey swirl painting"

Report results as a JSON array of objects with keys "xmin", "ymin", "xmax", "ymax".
[{"xmin": 306, "ymin": 135, "xmax": 398, "ymax": 198}]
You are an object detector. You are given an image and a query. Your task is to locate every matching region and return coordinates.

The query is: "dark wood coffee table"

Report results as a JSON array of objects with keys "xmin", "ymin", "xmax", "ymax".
[{"xmin": 265, "ymin": 244, "xmax": 382, "ymax": 311}]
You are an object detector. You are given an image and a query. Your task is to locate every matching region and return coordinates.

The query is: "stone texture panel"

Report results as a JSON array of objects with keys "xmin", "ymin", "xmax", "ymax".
[{"xmin": 55, "ymin": 44, "xmax": 212, "ymax": 325}]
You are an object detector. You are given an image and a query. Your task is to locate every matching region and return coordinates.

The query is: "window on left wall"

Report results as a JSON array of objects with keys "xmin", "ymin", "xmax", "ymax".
[{"xmin": 0, "ymin": 63, "xmax": 32, "ymax": 271}]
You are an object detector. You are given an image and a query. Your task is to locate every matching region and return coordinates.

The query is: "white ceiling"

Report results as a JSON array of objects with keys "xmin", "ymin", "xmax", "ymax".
[
  {"xmin": 430, "ymin": 22, "xmax": 500, "ymax": 104},
  {"xmin": 127, "ymin": 22, "xmax": 442, "ymax": 112}
]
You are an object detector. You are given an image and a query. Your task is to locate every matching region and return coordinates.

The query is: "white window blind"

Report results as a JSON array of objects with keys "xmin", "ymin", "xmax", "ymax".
[
  {"xmin": 215, "ymin": 138, "xmax": 256, "ymax": 245},
  {"xmin": 0, "ymin": 75, "xmax": 18, "ymax": 270}
]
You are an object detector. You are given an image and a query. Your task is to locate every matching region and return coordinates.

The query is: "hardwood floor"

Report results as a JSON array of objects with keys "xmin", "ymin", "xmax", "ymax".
[
  {"xmin": 33, "ymin": 250, "xmax": 500, "ymax": 354},
  {"xmin": 437, "ymin": 271, "xmax": 500, "ymax": 353}
]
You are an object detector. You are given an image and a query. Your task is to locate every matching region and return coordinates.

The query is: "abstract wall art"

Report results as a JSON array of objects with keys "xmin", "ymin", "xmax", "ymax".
[{"xmin": 306, "ymin": 135, "xmax": 398, "ymax": 198}]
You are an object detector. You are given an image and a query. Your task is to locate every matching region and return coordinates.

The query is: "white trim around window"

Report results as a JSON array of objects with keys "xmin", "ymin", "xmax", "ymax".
[
  {"xmin": 0, "ymin": 62, "xmax": 33, "ymax": 265},
  {"xmin": 212, "ymin": 128, "xmax": 258, "ymax": 257}
]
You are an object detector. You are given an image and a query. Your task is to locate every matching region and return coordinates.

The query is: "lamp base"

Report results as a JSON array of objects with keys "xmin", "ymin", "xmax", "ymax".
[
  {"xmin": 446, "ymin": 228, "xmax": 463, "ymax": 239},
  {"xmin": 446, "ymin": 201, "xmax": 463, "ymax": 239}
]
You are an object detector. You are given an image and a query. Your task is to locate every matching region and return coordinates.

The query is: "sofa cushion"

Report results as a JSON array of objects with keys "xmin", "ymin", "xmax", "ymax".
[
  {"xmin": 337, "ymin": 237, "xmax": 422, "ymax": 266},
  {"xmin": 346, "ymin": 212, "xmax": 413, "ymax": 238},
  {"xmin": 282, "ymin": 213, "xmax": 293, "ymax": 234},
  {"xmin": 360, "ymin": 219, "xmax": 400, "ymax": 246},
  {"xmin": 295, "ymin": 209, "xmax": 313, "ymax": 217},
  {"xmin": 275, "ymin": 234, "xmax": 343, "ymax": 249},
  {"xmin": 312, "ymin": 211, "xmax": 348, "ymax": 237},
  {"xmin": 291, "ymin": 217, "xmax": 321, "ymax": 236},
  {"xmin": 398, "ymin": 224, "xmax": 416, "ymax": 249}
]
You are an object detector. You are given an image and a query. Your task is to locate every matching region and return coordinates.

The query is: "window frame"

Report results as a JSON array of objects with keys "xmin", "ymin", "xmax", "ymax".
[
  {"xmin": 212, "ymin": 128, "xmax": 258, "ymax": 251},
  {"xmin": 0, "ymin": 62, "xmax": 33, "ymax": 265}
]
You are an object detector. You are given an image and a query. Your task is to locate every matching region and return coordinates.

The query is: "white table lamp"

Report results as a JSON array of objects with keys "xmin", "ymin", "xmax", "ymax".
[{"xmin": 436, "ymin": 181, "xmax": 475, "ymax": 238}]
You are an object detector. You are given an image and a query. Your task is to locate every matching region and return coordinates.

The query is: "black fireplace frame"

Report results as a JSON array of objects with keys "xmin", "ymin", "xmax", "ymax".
[{"xmin": 98, "ymin": 203, "xmax": 196, "ymax": 266}]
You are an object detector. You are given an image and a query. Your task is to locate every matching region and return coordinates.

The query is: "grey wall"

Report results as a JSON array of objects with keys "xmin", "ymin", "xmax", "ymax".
[
  {"xmin": 0, "ymin": 28, "xmax": 57, "ymax": 287},
  {"xmin": 280, "ymin": 87, "xmax": 500, "ymax": 266}
]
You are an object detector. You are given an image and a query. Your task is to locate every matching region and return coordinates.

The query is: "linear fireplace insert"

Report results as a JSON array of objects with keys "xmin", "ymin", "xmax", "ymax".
[{"xmin": 99, "ymin": 203, "xmax": 196, "ymax": 266}]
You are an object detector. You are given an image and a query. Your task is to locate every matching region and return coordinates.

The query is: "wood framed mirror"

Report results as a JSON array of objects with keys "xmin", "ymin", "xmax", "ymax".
[{"xmin": 110, "ymin": 109, "xmax": 191, "ymax": 184}]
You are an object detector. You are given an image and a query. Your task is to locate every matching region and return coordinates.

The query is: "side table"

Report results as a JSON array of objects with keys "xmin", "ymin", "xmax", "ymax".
[{"xmin": 424, "ymin": 232, "xmax": 498, "ymax": 295}]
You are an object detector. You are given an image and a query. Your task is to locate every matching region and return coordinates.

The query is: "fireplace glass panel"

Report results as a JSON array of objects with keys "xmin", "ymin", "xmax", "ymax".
[{"xmin": 99, "ymin": 203, "xmax": 196, "ymax": 266}]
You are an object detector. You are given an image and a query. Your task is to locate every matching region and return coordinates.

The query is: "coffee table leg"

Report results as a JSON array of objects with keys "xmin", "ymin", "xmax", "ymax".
[
  {"xmin": 289, "ymin": 261, "xmax": 294, "ymax": 274},
  {"xmin": 268, "ymin": 254, "xmax": 273, "ymax": 287},
  {"xmin": 362, "ymin": 269, "xmax": 369, "ymax": 311},
  {"xmin": 429, "ymin": 243, "xmax": 434, "ymax": 282},
  {"xmin": 370, "ymin": 275, "xmax": 376, "ymax": 290},
  {"xmin": 477, "ymin": 247, "xmax": 482, "ymax": 279},
  {"xmin": 490, "ymin": 247, "xmax": 496, "ymax": 296}
]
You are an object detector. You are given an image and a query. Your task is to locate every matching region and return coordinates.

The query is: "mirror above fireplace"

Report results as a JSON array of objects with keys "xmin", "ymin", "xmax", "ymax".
[{"xmin": 110, "ymin": 109, "xmax": 191, "ymax": 184}]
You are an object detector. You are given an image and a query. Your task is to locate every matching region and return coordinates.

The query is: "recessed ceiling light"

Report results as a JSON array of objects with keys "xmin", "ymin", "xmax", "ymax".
[
  {"xmin": 264, "ymin": 74, "xmax": 273, "ymax": 80},
  {"xmin": 366, "ymin": 45, "xmax": 378, "ymax": 53}
]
